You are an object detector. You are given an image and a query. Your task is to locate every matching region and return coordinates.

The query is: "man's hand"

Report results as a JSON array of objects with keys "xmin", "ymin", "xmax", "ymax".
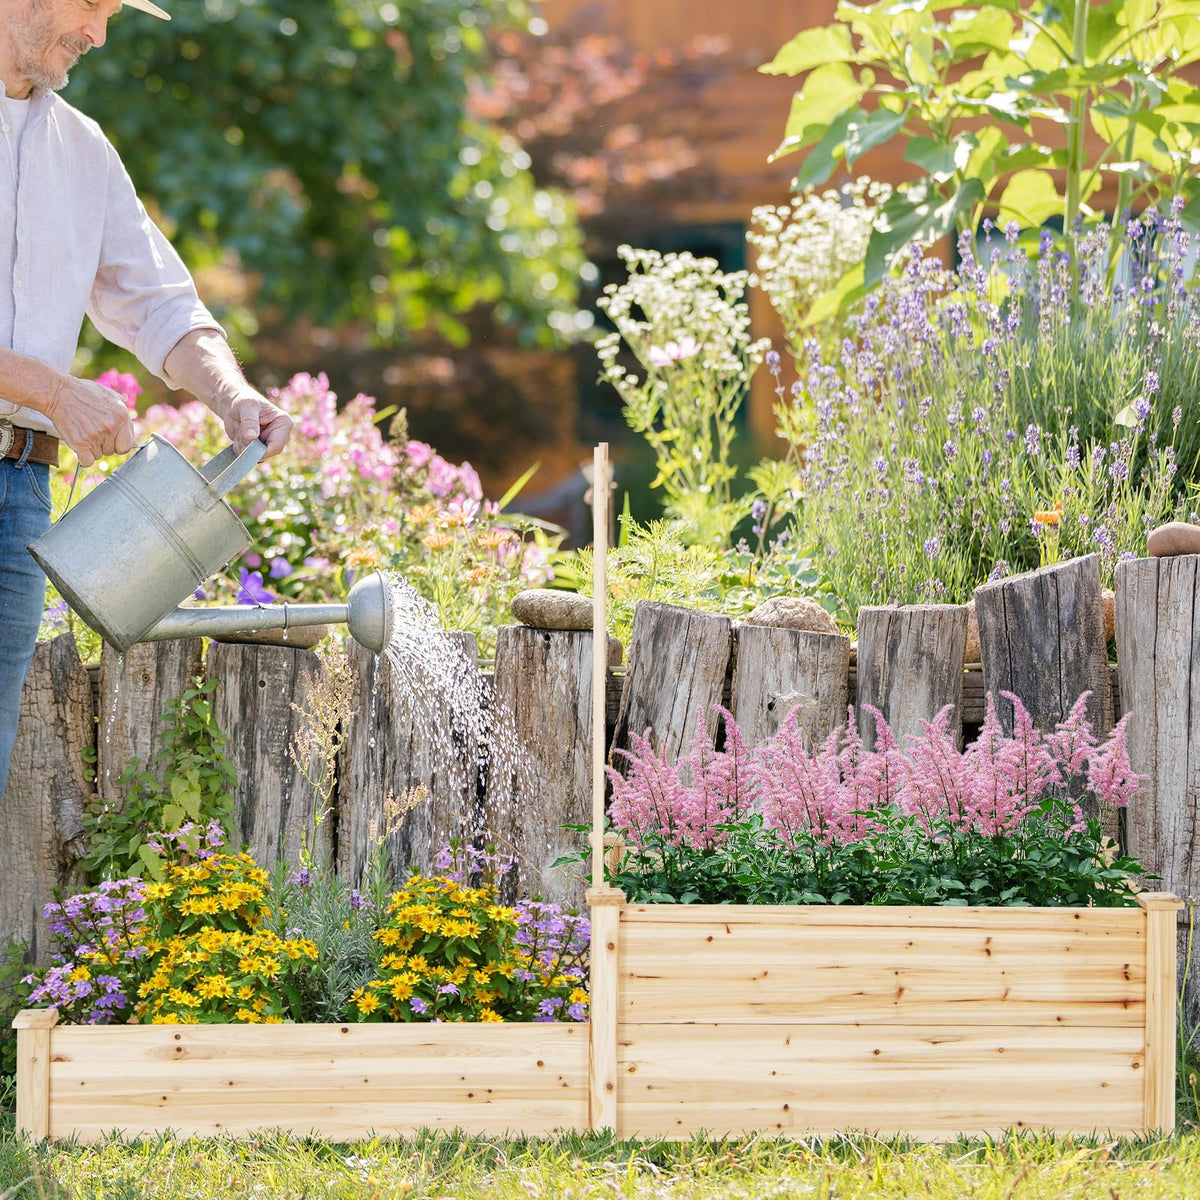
[
  {"xmin": 45, "ymin": 377, "xmax": 136, "ymax": 468},
  {"xmin": 223, "ymin": 392, "xmax": 293, "ymax": 459}
]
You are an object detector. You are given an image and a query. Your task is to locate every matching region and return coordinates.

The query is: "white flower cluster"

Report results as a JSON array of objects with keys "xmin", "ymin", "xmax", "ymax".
[
  {"xmin": 748, "ymin": 177, "xmax": 892, "ymax": 352},
  {"xmin": 595, "ymin": 244, "xmax": 768, "ymax": 417}
]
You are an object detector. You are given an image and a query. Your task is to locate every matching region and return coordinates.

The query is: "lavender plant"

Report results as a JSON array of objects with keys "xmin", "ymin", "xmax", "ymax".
[
  {"xmin": 766, "ymin": 214, "xmax": 1193, "ymax": 621},
  {"xmin": 600, "ymin": 696, "xmax": 1147, "ymax": 908}
]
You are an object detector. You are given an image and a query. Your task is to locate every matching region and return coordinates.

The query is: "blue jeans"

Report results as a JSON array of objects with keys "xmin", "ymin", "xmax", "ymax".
[{"xmin": 0, "ymin": 454, "xmax": 51, "ymax": 800}]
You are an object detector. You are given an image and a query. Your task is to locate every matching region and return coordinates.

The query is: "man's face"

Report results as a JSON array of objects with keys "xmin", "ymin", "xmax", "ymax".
[{"xmin": 5, "ymin": 0, "xmax": 120, "ymax": 93}]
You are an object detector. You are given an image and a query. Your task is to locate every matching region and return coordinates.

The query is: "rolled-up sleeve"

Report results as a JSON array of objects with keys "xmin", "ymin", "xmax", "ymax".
[{"xmin": 86, "ymin": 138, "xmax": 225, "ymax": 388}]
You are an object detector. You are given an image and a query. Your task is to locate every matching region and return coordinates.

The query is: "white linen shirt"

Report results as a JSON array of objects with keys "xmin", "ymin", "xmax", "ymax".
[{"xmin": 0, "ymin": 84, "xmax": 223, "ymax": 436}]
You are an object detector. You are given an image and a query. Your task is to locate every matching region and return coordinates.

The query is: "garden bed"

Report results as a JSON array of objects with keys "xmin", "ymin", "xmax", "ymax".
[
  {"xmin": 597, "ymin": 893, "xmax": 1181, "ymax": 1140},
  {"xmin": 13, "ymin": 1014, "xmax": 587, "ymax": 1141},
  {"xmin": 15, "ymin": 890, "xmax": 1178, "ymax": 1142}
]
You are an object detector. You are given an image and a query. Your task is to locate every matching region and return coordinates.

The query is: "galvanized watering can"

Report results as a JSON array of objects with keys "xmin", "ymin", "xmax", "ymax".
[{"xmin": 28, "ymin": 434, "xmax": 391, "ymax": 654}]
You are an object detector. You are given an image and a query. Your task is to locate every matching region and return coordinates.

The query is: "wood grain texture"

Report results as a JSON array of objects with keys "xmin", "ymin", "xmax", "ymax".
[
  {"xmin": 0, "ymin": 636, "xmax": 93, "ymax": 962},
  {"xmin": 618, "ymin": 909, "xmax": 1146, "ymax": 1026},
  {"xmin": 588, "ymin": 886, "xmax": 623, "ymax": 1132},
  {"xmin": 16, "ymin": 1026, "xmax": 51, "ymax": 1140},
  {"xmin": 337, "ymin": 635, "xmax": 479, "ymax": 887},
  {"xmin": 1138, "ymin": 893, "xmax": 1182, "ymax": 1133},
  {"xmin": 613, "ymin": 603, "xmax": 732, "ymax": 766},
  {"xmin": 974, "ymin": 556, "xmax": 1113, "ymax": 738},
  {"xmin": 731, "ymin": 625, "xmax": 850, "ymax": 748},
  {"xmin": 855, "ymin": 606, "xmax": 968, "ymax": 749},
  {"xmin": 206, "ymin": 642, "xmax": 331, "ymax": 868},
  {"xmin": 46, "ymin": 1022, "xmax": 587, "ymax": 1141},
  {"xmin": 482, "ymin": 626, "xmax": 592, "ymax": 906},
  {"xmin": 615, "ymin": 1023, "xmax": 1145, "ymax": 1139},
  {"xmin": 1116, "ymin": 556, "xmax": 1199, "ymax": 1024},
  {"xmin": 97, "ymin": 639, "xmax": 204, "ymax": 808}
]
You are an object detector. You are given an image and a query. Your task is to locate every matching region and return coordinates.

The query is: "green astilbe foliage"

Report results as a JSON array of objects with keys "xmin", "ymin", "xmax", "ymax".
[
  {"xmin": 67, "ymin": 0, "xmax": 585, "ymax": 348},
  {"xmin": 81, "ymin": 679, "xmax": 236, "ymax": 883}
]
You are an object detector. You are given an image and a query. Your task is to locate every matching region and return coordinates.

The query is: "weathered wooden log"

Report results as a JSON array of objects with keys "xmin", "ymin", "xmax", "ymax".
[
  {"xmin": 337, "ymin": 634, "xmax": 479, "ymax": 887},
  {"xmin": 206, "ymin": 642, "xmax": 331, "ymax": 868},
  {"xmin": 855, "ymin": 606, "xmax": 968, "ymax": 750},
  {"xmin": 96, "ymin": 639, "xmax": 203, "ymax": 807},
  {"xmin": 0, "ymin": 636, "xmax": 93, "ymax": 962},
  {"xmin": 731, "ymin": 625, "xmax": 850, "ymax": 748},
  {"xmin": 482, "ymin": 626, "xmax": 593, "ymax": 907},
  {"xmin": 613, "ymin": 603, "xmax": 733, "ymax": 765},
  {"xmin": 974, "ymin": 556, "xmax": 1113, "ymax": 737},
  {"xmin": 1115, "ymin": 554, "xmax": 1200, "ymax": 1024}
]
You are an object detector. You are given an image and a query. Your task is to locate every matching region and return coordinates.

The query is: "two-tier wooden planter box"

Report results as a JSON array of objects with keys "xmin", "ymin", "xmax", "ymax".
[{"xmin": 15, "ymin": 890, "xmax": 1180, "ymax": 1141}]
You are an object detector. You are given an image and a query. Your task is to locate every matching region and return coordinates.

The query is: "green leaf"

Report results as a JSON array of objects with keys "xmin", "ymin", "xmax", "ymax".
[
  {"xmin": 946, "ymin": 8, "xmax": 1016, "ymax": 56},
  {"xmin": 760, "ymin": 25, "xmax": 856, "ymax": 76},
  {"xmin": 864, "ymin": 179, "xmax": 985, "ymax": 286},
  {"xmin": 996, "ymin": 169, "xmax": 1063, "ymax": 228},
  {"xmin": 841, "ymin": 105, "xmax": 907, "ymax": 168},
  {"xmin": 160, "ymin": 803, "xmax": 186, "ymax": 830},
  {"xmin": 771, "ymin": 62, "xmax": 868, "ymax": 160},
  {"xmin": 905, "ymin": 135, "xmax": 969, "ymax": 182},
  {"xmin": 802, "ymin": 261, "xmax": 865, "ymax": 329}
]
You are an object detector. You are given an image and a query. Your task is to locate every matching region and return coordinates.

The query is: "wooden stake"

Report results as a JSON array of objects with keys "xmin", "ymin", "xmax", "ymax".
[
  {"xmin": 591, "ymin": 443, "xmax": 609, "ymax": 892},
  {"xmin": 1138, "ymin": 892, "xmax": 1182, "ymax": 1133},
  {"xmin": 13, "ymin": 1008, "xmax": 57, "ymax": 1140},
  {"xmin": 587, "ymin": 884, "xmax": 624, "ymax": 1133}
]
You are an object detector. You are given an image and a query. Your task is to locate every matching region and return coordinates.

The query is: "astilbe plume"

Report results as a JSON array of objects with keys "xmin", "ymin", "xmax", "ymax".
[{"xmin": 609, "ymin": 693, "xmax": 1141, "ymax": 853}]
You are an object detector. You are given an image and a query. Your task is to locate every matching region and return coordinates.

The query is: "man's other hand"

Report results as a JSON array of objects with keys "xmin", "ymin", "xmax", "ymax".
[
  {"xmin": 224, "ymin": 392, "xmax": 293, "ymax": 458},
  {"xmin": 45, "ymin": 377, "xmax": 136, "ymax": 468}
]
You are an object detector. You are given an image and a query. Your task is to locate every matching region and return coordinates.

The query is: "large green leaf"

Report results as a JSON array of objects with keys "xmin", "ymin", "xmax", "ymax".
[
  {"xmin": 760, "ymin": 25, "xmax": 856, "ymax": 75},
  {"xmin": 946, "ymin": 8, "xmax": 1016, "ymax": 56},
  {"xmin": 802, "ymin": 262, "xmax": 866, "ymax": 330},
  {"xmin": 794, "ymin": 105, "xmax": 906, "ymax": 187},
  {"xmin": 771, "ymin": 63, "xmax": 868, "ymax": 159},
  {"xmin": 864, "ymin": 179, "xmax": 985, "ymax": 286},
  {"xmin": 996, "ymin": 169, "xmax": 1063, "ymax": 227}
]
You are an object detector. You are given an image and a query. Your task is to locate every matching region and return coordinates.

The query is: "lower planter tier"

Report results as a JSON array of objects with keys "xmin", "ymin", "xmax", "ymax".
[
  {"xmin": 13, "ymin": 1019, "xmax": 588, "ymax": 1141},
  {"xmin": 14, "ymin": 892, "xmax": 1180, "ymax": 1142}
]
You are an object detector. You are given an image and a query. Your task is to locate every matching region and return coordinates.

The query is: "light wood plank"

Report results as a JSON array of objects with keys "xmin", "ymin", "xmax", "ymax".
[
  {"xmin": 587, "ymin": 886, "xmax": 623, "ymax": 1132},
  {"xmin": 1139, "ymin": 892, "xmax": 1183, "ymax": 1133},
  {"xmin": 616, "ymin": 1023, "xmax": 1145, "ymax": 1139},
  {"xmin": 15, "ymin": 1026, "xmax": 51, "ymax": 1140},
  {"xmin": 47, "ymin": 1022, "xmax": 588, "ymax": 1141}
]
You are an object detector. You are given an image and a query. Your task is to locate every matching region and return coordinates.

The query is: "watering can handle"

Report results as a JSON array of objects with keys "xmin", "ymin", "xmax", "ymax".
[{"xmin": 198, "ymin": 439, "xmax": 268, "ymax": 507}]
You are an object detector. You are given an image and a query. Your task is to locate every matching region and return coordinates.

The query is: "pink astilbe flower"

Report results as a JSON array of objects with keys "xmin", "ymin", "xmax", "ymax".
[
  {"xmin": 752, "ymin": 713, "xmax": 846, "ymax": 848},
  {"xmin": 895, "ymin": 705, "xmax": 972, "ymax": 832},
  {"xmin": 1045, "ymin": 691, "xmax": 1098, "ymax": 777},
  {"xmin": 1086, "ymin": 713, "xmax": 1143, "ymax": 809},
  {"xmin": 607, "ymin": 729, "xmax": 689, "ymax": 850},
  {"xmin": 841, "ymin": 705, "xmax": 902, "ymax": 813}
]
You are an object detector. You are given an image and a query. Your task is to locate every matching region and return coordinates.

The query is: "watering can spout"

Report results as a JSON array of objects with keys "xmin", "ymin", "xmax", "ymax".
[{"xmin": 141, "ymin": 571, "xmax": 393, "ymax": 654}]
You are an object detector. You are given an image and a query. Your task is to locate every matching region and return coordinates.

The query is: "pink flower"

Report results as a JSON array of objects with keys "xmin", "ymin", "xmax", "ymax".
[
  {"xmin": 647, "ymin": 336, "xmax": 702, "ymax": 368},
  {"xmin": 406, "ymin": 440, "xmax": 434, "ymax": 469},
  {"xmin": 95, "ymin": 369, "xmax": 143, "ymax": 410}
]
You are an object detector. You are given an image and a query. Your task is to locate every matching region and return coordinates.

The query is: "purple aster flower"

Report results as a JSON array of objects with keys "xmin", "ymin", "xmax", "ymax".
[
  {"xmin": 237, "ymin": 568, "xmax": 275, "ymax": 605},
  {"xmin": 410, "ymin": 997, "xmax": 430, "ymax": 1015},
  {"xmin": 268, "ymin": 556, "xmax": 293, "ymax": 580}
]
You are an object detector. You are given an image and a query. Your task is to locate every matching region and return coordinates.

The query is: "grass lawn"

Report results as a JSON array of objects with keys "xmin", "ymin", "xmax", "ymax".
[{"xmin": 2, "ymin": 1129, "xmax": 1200, "ymax": 1199}]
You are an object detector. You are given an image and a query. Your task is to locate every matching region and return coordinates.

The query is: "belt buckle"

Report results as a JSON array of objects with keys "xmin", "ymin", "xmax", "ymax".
[{"xmin": 0, "ymin": 419, "xmax": 13, "ymax": 458}]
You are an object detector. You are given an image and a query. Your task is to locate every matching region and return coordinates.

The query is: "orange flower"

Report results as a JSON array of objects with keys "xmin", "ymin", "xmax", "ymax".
[
  {"xmin": 421, "ymin": 531, "xmax": 453, "ymax": 551},
  {"xmin": 1033, "ymin": 500, "xmax": 1063, "ymax": 526}
]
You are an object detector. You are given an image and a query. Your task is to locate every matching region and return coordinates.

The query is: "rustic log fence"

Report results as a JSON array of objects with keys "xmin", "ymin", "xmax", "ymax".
[{"xmin": 3, "ymin": 552, "xmax": 1198, "ymax": 1022}]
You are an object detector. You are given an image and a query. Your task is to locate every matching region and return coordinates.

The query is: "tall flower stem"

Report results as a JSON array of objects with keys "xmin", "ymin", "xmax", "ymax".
[{"xmin": 1063, "ymin": 0, "xmax": 1091, "ymax": 266}]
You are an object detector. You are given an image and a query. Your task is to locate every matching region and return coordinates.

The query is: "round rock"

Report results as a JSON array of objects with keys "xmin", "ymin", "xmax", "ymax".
[
  {"xmin": 743, "ymin": 595, "xmax": 839, "ymax": 636},
  {"xmin": 1148, "ymin": 521, "xmax": 1200, "ymax": 557},
  {"xmin": 512, "ymin": 589, "xmax": 595, "ymax": 631},
  {"xmin": 212, "ymin": 624, "xmax": 329, "ymax": 650}
]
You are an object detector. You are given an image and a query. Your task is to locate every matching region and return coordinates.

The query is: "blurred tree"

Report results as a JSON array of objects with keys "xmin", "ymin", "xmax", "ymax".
[{"xmin": 66, "ymin": 0, "xmax": 585, "ymax": 349}]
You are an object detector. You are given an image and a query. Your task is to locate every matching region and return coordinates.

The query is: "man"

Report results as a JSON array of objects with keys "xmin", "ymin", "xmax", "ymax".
[{"xmin": 0, "ymin": 0, "xmax": 293, "ymax": 799}]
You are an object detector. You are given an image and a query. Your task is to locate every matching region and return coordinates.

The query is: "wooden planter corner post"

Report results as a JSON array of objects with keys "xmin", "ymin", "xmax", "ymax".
[
  {"xmin": 13, "ymin": 1007, "xmax": 57, "ymax": 1140},
  {"xmin": 1139, "ymin": 892, "xmax": 1184, "ymax": 1133},
  {"xmin": 588, "ymin": 442, "xmax": 625, "ymax": 1133}
]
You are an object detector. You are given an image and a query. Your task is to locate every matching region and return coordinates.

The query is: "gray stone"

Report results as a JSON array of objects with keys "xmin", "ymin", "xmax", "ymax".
[
  {"xmin": 511, "ymin": 589, "xmax": 595, "ymax": 631},
  {"xmin": 212, "ymin": 624, "xmax": 329, "ymax": 650},
  {"xmin": 743, "ymin": 595, "xmax": 839, "ymax": 636}
]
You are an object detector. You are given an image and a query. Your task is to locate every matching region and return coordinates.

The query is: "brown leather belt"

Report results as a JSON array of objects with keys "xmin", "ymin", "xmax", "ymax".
[{"xmin": 0, "ymin": 422, "xmax": 59, "ymax": 467}]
